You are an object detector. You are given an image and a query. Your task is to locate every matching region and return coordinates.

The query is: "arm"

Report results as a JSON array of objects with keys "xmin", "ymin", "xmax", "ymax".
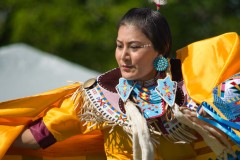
[
  {"xmin": 11, "ymin": 82, "xmax": 108, "ymax": 150},
  {"xmin": 12, "ymin": 118, "xmax": 57, "ymax": 149},
  {"xmin": 175, "ymin": 82, "xmax": 234, "ymax": 158},
  {"xmin": 11, "ymin": 92, "xmax": 106, "ymax": 150}
]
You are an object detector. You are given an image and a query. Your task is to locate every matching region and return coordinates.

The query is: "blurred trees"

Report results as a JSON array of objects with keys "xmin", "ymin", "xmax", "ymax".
[
  {"xmin": 0, "ymin": 0, "xmax": 239, "ymax": 72},
  {"xmin": 164, "ymin": 0, "xmax": 240, "ymax": 52}
]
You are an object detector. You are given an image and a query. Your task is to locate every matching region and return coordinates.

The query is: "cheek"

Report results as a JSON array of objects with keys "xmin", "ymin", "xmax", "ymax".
[
  {"xmin": 135, "ymin": 55, "xmax": 154, "ymax": 68},
  {"xmin": 115, "ymin": 50, "xmax": 120, "ymax": 64}
]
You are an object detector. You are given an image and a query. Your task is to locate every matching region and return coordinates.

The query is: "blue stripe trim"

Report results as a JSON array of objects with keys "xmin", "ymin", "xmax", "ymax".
[{"xmin": 197, "ymin": 102, "xmax": 240, "ymax": 145}]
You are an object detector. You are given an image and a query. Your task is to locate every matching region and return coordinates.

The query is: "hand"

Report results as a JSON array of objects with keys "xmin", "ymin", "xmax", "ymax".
[
  {"xmin": 173, "ymin": 104, "xmax": 235, "ymax": 159},
  {"xmin": 12, "ymin": 128, "xmax": 40, "ymax": 149}
]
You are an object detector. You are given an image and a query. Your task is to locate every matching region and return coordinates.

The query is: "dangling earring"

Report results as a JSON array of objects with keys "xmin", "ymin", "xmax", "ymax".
[{"xmin": 153, "ymin": 56, "xmax": 168, "ymax": 71}]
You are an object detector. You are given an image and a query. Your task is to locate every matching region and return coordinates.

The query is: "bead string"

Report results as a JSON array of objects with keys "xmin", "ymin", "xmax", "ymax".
[{"xmin": 132, "ymin": 72, "xmax": 164, "ymax": 104}]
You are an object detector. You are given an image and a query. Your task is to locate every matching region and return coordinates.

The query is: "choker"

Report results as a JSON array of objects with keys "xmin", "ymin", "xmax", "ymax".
[{"xmin": 134, "ymin": 72, "xmax": 163, "ymax": 87}]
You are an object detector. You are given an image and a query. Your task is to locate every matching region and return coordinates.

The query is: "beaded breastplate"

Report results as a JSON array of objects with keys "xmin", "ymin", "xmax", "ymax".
[
  {"xmin": 84, "ymin": 59, "xmax": 190, "ymax": 142},
  {"xmin": 116, "ymin": 74, "xmax": 178, "ymax": 119}
]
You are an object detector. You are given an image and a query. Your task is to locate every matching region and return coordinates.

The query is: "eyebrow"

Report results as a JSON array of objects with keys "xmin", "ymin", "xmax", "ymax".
[{"xmin": 116, "ymin": 40, "xmax": 144, "ymax": 44}]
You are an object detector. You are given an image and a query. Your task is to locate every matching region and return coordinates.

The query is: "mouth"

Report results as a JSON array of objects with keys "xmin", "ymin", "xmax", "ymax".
[{"xmin": 121, "ymin": 64, "xmax": 133, "ymax": 71}]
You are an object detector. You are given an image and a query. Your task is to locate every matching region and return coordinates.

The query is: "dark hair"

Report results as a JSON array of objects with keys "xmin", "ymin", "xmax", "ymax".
[{"xmin": 118, "ymin": 8, "xmax": 172, "ymax": 57}]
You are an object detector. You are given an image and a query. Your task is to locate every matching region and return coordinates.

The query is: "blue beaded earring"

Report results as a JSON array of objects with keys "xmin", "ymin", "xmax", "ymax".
[{"xmin": 153, "ymin": 56, "xmax": 168, "ymax": 71}]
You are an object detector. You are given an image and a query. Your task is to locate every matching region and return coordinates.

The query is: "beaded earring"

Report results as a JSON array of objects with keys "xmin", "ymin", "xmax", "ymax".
[{"xmin": 153, "ymin": 56, "xmax": 168, "ymax": 71}]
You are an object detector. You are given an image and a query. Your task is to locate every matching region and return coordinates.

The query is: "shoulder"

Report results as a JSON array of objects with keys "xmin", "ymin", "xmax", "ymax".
[{"xmin": 83, "ymin": 68, "xmax": 121, "ymax": 92}]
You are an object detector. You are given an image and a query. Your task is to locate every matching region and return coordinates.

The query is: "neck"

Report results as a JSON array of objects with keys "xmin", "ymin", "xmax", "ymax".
[{"xmin": 135, "ymin": 72, "xmax": 165, "ymax": 87}]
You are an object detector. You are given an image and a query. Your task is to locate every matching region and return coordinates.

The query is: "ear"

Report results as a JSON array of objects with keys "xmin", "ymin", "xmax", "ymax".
[{"xmin": 156, "ymin": 52, "xmax": 162, "ymax": 58}]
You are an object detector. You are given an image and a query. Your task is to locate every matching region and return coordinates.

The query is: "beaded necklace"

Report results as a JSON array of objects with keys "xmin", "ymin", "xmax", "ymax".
[
  {"xmin": 132, "ymin": 72, "xmax": 166, "ymax": 118},
  {"xmin": 133, "ymin": 72, "xmax": 162, "ymax": 102},
  {"xmin": 116, "ymin": 71, "xmax": 177, "ymax": 119}
]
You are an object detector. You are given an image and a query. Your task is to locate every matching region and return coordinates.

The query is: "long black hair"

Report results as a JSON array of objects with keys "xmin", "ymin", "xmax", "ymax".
[{"xmin": 118, "ymin": 8, "xmax": 172, "ymax": 57}]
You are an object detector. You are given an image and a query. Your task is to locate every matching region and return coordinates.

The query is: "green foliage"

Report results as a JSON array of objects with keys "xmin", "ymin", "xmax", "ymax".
[
  {"xmin": 161, "ymin": 0, "xmax": 240, "ymax": 54},
  {"xmin": 0, "ymin": 0, "xmax": 239, "ymax": 72}
]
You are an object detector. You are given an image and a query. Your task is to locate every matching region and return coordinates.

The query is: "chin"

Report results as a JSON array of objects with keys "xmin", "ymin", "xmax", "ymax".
[{"xmin": 121, "ymin": 73, "xmax": 136, "ymax": 80}]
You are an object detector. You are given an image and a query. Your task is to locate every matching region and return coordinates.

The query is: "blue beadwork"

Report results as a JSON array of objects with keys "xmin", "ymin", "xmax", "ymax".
[
  {"xmin": 132, "ymin": 85, "xmax": 164, "ymax": 119},
  {"xmin": 133, "ymin": 84, "xmax": 162, "ymax": 104},
  {"xmin": 153, "ymin": 56, "xmax": 168, "ymax": 71}
]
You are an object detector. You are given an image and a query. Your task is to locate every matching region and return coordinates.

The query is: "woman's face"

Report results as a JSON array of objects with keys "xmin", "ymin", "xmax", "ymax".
[{"xmin": 115, "ymin": 25, "xmax": 158, "ymax": 81}]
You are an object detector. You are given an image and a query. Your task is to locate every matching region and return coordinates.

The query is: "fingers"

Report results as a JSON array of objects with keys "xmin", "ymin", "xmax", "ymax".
[
  {"xmin": 179, "ymin": 106, "xmax": 233, "ymax": 150},
  {"xmin": 179, "ymin": 107, "xmax": 197, "ymax": 117},
  {"xmin": 205, "ymin": 124, "xmax": 233, "ymax": 150}
]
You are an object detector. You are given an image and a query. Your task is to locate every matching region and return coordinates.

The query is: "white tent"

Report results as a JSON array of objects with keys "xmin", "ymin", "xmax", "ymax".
[{"xmin": 0, "ymin": 43, "xmax": 100, "ymax": 102}]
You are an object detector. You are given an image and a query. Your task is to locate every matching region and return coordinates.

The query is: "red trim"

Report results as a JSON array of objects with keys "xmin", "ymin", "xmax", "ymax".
[{"xmin": 29, "ymin": 118, "xmax": 56, "ymax": 149}]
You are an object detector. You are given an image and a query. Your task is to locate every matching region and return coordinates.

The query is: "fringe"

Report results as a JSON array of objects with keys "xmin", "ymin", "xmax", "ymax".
[
  {"xmin": 71, "ymin": 84, "xmax": 109, "ymax": 130},
  {"xmin": 147, "ymin": 116, "xmax": 196, "ymax": 144},
  {"xmin": 177, "ymin": 124, "xmax": 197, "ymax": 141},
  {"xmin": 71, "ymin": 84, "xmax": 132, "ymax": 136},
  {"xmin": 172, "ymin": 103, "xmax": 236, "ymax": 159},
  {"xmin": 125, "ymin": 100, "xmax": 154, "ymax": 160},
  {"xmin": 70, "ymin": 83, "xmax": 235, "ymax": 159}
]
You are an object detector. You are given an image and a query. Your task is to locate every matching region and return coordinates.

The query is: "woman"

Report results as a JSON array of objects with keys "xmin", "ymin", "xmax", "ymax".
[{"xmin": 1, "ymin": 7, "xmax": 240, "ymax": 160}]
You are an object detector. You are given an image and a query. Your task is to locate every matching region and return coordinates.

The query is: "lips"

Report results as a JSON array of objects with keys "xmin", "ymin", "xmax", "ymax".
[{"xmin": 121, "ymin": 64, "xmax": 133, "ymax": 71}]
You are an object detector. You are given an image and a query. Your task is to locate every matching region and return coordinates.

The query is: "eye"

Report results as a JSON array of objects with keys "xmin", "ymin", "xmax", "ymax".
[
  {"xmin": 116, "ymin": 44, "xmax": 123, "ymax": 49},
  {"xmin": 130, "ymin": 45, "xmax": 141, "ymax": 51}
]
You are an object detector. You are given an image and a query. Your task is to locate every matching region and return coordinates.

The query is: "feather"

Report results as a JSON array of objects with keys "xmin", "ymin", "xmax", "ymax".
[
  {"xmin": 149, "ymin": 0, "xmax": 167, "ymax": 6},
  {"xmin": 149, "ymin": 0, "xmax": 167, "ymax": 12}
]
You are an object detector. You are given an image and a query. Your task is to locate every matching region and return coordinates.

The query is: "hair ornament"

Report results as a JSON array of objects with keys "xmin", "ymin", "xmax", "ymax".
[{"xmin": 150, "ymin": 0, "xmax": 167, "ymax": 11}]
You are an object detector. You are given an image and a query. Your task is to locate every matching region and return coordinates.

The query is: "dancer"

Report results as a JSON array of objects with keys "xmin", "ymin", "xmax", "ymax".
[{"xmin": 1, "ymin": 2, "xmax": 240, "ymax": 160}]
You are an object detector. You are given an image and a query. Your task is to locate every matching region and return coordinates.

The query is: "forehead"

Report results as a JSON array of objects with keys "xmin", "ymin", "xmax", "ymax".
[{"xmin": 117, "ymin": 24, "xmax": 149, "ymax": 42}]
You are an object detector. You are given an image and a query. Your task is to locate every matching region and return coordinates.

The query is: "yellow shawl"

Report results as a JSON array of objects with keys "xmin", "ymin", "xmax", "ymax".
[
  {"xmin": 0, "ymin": 83, "xmax": 105, "ymax": 159},
  {"xmin": 177, "ymin": 32, "xmax": 240, "ymax": 137}
]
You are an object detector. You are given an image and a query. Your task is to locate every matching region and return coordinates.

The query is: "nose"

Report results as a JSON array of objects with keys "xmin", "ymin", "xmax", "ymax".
[{"xmin": 121, "ymin": 46, "xmax": 130, "ymax": 61}]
